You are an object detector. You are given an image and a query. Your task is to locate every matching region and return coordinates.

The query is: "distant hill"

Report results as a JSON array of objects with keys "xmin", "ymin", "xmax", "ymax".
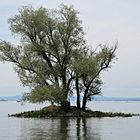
[
  {"xmin": 0, "ymin": 95, "xmax": 140, "ymax": 102},
  {"xmin": 0, "ymin": 95, "xmax": 22, "ymax": 101},
  {"xmin": 92, "ymin": 96, "xmax": 140, "ymax": 101},
  {"xmin": 71, "ymin": 95, "xmax": 140, "ymax": 102}
]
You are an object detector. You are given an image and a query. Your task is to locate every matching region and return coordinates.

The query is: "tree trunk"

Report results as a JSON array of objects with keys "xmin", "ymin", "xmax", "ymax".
[
  {"xmin": 61, "ymin": 100, "xmax": 70, "ymax": 111},
  {"xmin": 82, "ymin": 97, "xmax": 86, "ymax": 111},
  {"xmin": 60, "ymin": 67, "xmax": 71, "ymax": 111},
  {"xmin": 76, "ymin": 77, "xmax": 80, "ymax": 109},
  {"xmin": 82, "ymin": 90, "xmax": 88, "ymax": 111}
]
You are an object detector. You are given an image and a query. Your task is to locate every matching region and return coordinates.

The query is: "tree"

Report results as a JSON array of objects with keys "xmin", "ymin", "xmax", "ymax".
[
  {"xmin": 0, "ymin": 5, "xmax": 85, "ymax": 110},
  {"xmin": 0, "ymin": 4, "xmax": 117, "ymax": 111},
  {"xmin": 72, "ymin": 44, "xmax": 117, "ymax": 110}
]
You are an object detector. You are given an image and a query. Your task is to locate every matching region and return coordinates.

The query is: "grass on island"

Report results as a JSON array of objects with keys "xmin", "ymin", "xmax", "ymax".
[{"xmin": 8, "ymin": 105, "xmax": 136, "ymax": 118}]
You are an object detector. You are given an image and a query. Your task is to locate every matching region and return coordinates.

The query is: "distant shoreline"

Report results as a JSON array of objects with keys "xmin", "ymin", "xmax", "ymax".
[{"xmin": 1, "ymin": 95, "xmax": 140, "ymax": 102}]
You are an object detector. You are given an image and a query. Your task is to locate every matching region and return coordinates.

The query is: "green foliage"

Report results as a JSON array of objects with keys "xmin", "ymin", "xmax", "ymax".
[
  {"xmin": 72, "ymin": 54, "xmax": 98, "ymax": 77},
  {"xmin": 23, "ymin": 84, "xmax": 65, "ymax": 104}
]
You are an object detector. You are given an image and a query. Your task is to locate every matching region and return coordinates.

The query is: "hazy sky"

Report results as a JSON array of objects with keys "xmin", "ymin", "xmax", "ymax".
[{"xmin": 0, "ymin": 0, "xmax": 140, "ymax": 97}]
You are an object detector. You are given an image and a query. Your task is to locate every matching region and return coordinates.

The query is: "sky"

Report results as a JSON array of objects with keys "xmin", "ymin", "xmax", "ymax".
[{"xmin": 0, "ymin": 0, "xmax": 140, "ymax": 97}]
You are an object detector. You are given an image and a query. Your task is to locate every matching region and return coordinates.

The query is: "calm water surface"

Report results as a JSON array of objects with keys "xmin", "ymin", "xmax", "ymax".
[{"xmin": 0, "ymin": 101, "xmax": 140, "ymax": 140}]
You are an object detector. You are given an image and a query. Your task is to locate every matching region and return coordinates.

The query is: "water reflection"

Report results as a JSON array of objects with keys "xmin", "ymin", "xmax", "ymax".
[
  {"xmin": 19, "ymin": 117, "xmax": 101, "ymax": 140},
  {"xmin": 75, "ymin": 118, "xmax": 101, "ymax": 140}
]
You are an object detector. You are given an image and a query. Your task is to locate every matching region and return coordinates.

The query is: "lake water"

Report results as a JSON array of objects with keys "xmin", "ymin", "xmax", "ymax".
[{"xmin": 0, "ymin": 101, "xmax": 140, "ymax": 140}]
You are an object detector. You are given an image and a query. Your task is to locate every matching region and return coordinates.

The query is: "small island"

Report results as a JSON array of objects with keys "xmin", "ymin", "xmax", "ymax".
[
  {"xmin": 0, "ymin": 99, "xmax": 8, "ymax": 102},
  {"xmin": 8, "ymin": 105, "xmax": 135, "ymax": 118},
  {"xmin": 0, "ymin": 5, "xmax": 135, "ymax": 119}
]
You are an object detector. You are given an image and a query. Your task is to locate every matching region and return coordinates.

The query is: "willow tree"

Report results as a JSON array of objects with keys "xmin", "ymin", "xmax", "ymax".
[
  {"xmin": 72, "ymin": 44, "xmax": 117, "ymax": 110},
  {"xmin": 0, "ymin": 4, "xmax": 117, "ymax": 111},
  {"xmin": 0, "ymin": 5, "xmax": 86, "ymax": 110}
]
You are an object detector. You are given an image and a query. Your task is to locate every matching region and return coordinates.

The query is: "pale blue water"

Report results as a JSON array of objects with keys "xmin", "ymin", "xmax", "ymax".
[{"xmin": 0, "ymin": 101, "xmax": 140, "ymax": 140}]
